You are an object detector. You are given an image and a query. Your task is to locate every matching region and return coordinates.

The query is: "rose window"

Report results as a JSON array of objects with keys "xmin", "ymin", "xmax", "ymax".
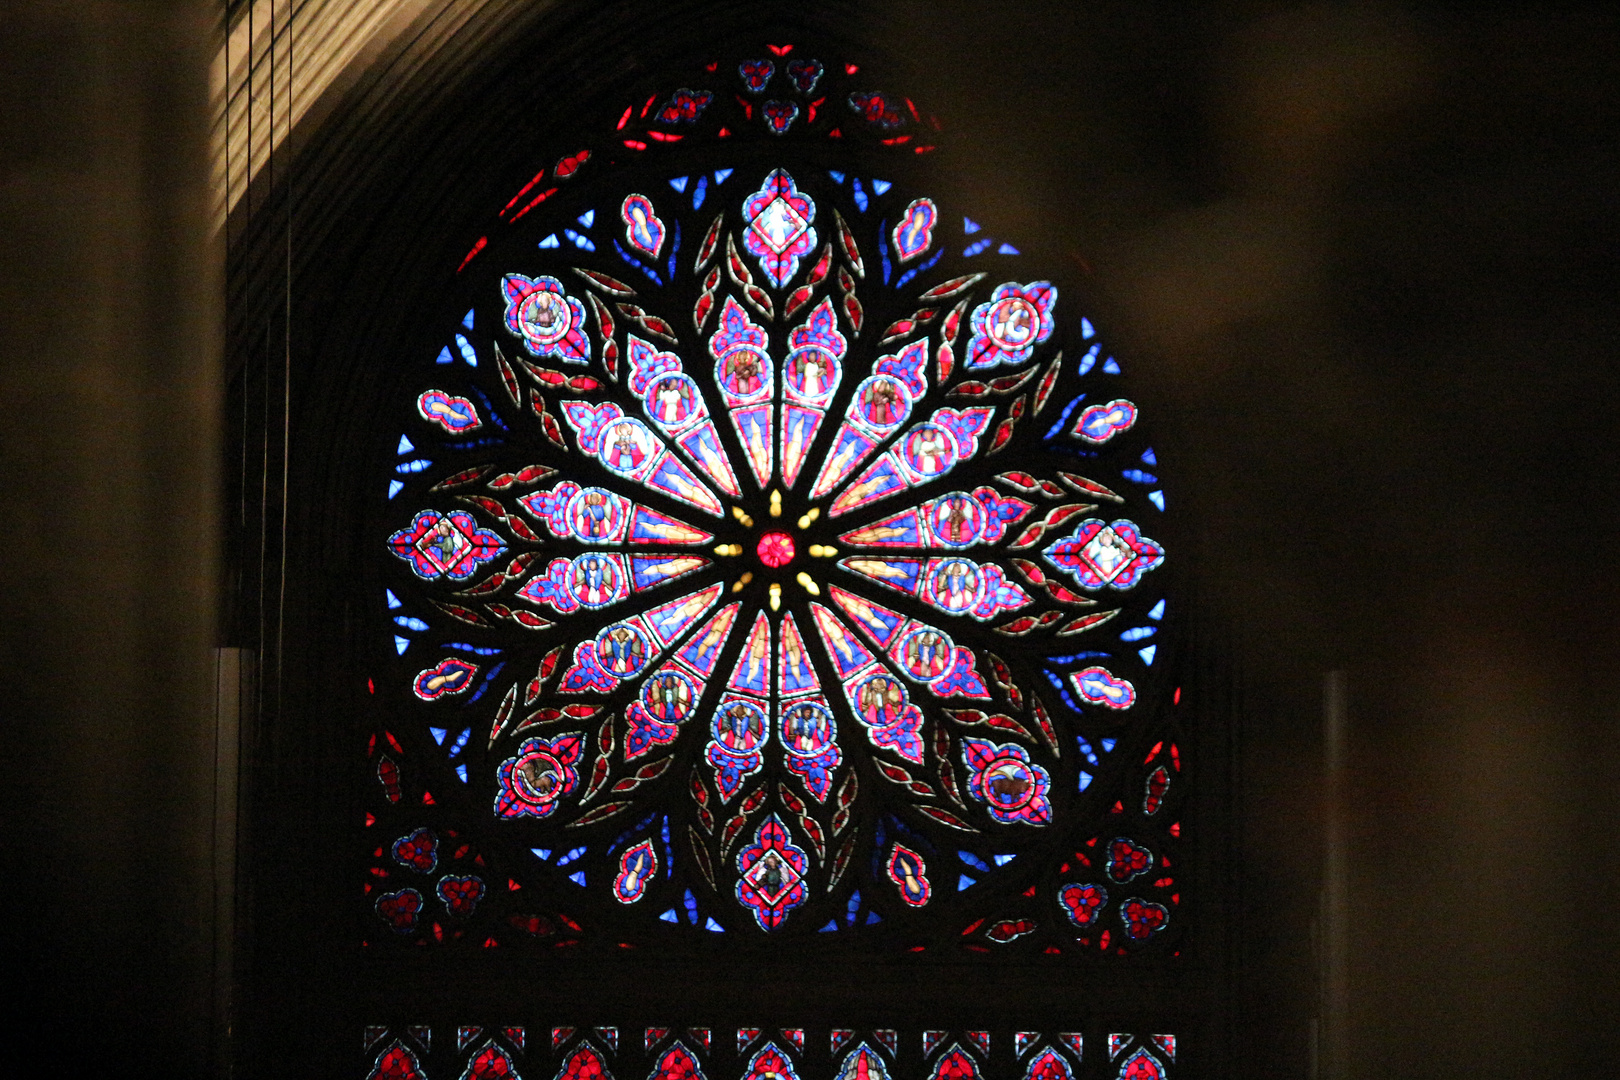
[{"xmin": 379, "ymin": 136, "xmax": 1177, "ymax": 951}]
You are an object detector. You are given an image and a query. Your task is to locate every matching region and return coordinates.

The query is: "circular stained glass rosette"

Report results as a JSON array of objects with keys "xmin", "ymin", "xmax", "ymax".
[{"xmin": 381, "ymin": 155, "xmax": 1173, "ymax": 944}]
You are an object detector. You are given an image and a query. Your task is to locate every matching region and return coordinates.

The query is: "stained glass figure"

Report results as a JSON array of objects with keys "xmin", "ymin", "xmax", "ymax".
[{"xmin": 375, "ymin": 53, "xmax": 1180, "ymax": 960}]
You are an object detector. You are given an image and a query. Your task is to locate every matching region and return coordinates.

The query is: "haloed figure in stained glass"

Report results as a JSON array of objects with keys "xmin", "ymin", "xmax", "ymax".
[
  {"xmin": 856, "ymin": 674, "xmax": 906, "ymax": 727},
  {"xmin": 934, "ymin": 559, "xmax": 979, "ymax": 613},
  {"xmin": 790, "ymin": 349, "xmax": 831, "ymax": 400},
  {"xmin": 723, "ymin": 350, "xmax": 764, "ymax": 397},
  {"xmin": 653, "ymin": 376, "xmax": 696, "ymax": 426},
  {"xmin": 716, "ymin": 701, "xmax": 767, "ymax": 755},
  {"xmin": 647, "ymin": 671, "xmax": 691, "ymax": 721},
  {"xmin": 904, "ymin": 630, "xmax": 950, "ymax": 680},
  {"xmin": 860, "ymin": 378, "xmax": 902, "ymax": 426},
  {"xmin": 783, "ymin": 702, "xmax": 830, "ymax": 754},
  {"xmin": 573, "ymin": 554, "xmax": 617, "ymax": 607},
  {"xmin": 522, "ymin": 289, "xmax": 567, "ymax": 340}
]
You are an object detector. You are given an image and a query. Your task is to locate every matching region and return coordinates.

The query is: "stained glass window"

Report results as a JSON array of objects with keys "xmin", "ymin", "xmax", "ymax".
[
  {"xmin": 358, "ymin": 1026, "xmax": 1182, "ymax": 1080},
  {"xmin": 364, "ymin": 46, "xmax": 1191, "ymax": 1079}
]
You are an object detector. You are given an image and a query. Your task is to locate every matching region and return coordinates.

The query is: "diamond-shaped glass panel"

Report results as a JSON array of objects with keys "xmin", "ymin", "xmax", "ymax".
[
  {"xmin": 750, "ymin": 196, "xmax": 809, "ymax": 254},
  {"xmin": 1080, "ymin": 526, "xmax": 1136, "ymax": 584},
  {"xmin": 743, "ymin": 850, "xmax": 802, "ymax": 905},
  {"xmin": 415, "ymin": 519, "xmax": 473, "ymax": 575}
]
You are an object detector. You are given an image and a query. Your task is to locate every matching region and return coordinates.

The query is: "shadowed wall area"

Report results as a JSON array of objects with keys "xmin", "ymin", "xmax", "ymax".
[
  {"xmin": 3, "ymin": 1, "xmax": 1617, "ymax": 1077},
  {"xmin": 0, "ymin": 1, "xmax": 220, "ymax": 1076}
]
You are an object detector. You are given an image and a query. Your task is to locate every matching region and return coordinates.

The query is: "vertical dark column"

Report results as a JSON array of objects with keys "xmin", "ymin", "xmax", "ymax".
[
  {"xmin": 0, "ymin": 1, "xmax": 219, "ymax": 1073},
  {"xmin": 1317, "ymin": 671, "xmax": 1349, "ymax": 1080}
]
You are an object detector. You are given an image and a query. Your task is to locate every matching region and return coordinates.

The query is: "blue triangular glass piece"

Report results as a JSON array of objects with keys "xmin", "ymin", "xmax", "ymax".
[
  {"xmin": 531, "ymin": 848, "xmax": 552, "ymax": 861},
  {"xmin": 865, "ymin": 910, "xmax": 882, "ymax": 923},
  {"xmin": 430, "ymin": 727, "xmax": 447, "ymax": 745},
  {"xmin": 705, "ymin": 917, "xmax": 723, "ymax": 931},
  {"xmin": 963, "ymin": 217, "xmax": 980, "ymax": 234},
  {"xmin": 660, "ymin": 909, "xmax": 679, "ymax": 923},
  {"xmin": 713, "ymin": 168, "xmax": 733, "ymax": 184},
  {"xmin": 435, "ymin": 345, "xmax": 452, "ymax": 365},
  {"xmin": 669, "ymin": 176, "xmax": 690, "ymax": 192},
  {"xmin": 393, "ymin": 635, "xmax": 409, "ymax": 654},
  {"xmin": 1078, "ymin": 771, "xmax": 1093, "ymax": 790},
  {"xmin": 386, "ymin": 589, "xmax": 402, "ymax": 609},
  {"xmin": 1141, "ymin": 448, "xmax": 1157, "ymax": 465},
  {"xmin": 1149, "ymin": 600, "xmax": 1166, "ymax": 620},
  {"xmin": 993, "ymin": 853, "xmax": 1016, "ymax": 866},
  {"xmin": 1139, "ymin": 645, "xmax": 1158, "ymax": 665},
  {"xmin": 997, "ymin": 242, "xmax": 1020, "ymax": 255},
  {"xmin": 1102, "ymin": 357, "xmax": 1121, "ymax": 374},
  {"xmin": 461, "ymin": 308, "xmax": 474, "ymax": 329},
  {"xmin": 1101, "ymin": 738, "xmax": 1117, "ymax": 753},
  {"xmin": 828, "ymin": 170, "xmax": 846, "ymax": 184},
  {"xmin": 396, "ymin": 434, "xmax": 414, "ymax": 455},
  {"xmin": 1148, "ymin": 491, "xmax": 1165, "ymax": 511},
  {"xmin": 820, "ymin": 920, "xmax": 839, "ymax": 931},
  {"xmin": 871, "ymin": 178, "xmax": 891, "ymax": 195},
  {"xmin": 538, "ymin": 234, "xmax": 560, "ymax": 248},
  {"xmin": 455, "ymin": 764, "xmax": 468, "ymax": 782},
  {"xmin": 568, "ymin": 871, "xmax": 587, "ymax": 886},
  {"xmin": 387, "ymin": 480, "xmax": 404, "ymax": 499},
  {"xmin": 577, "ymin": 209, "xmax": 595, "ymax": 227},
  {"xmin": 1081, "ymin": 317, "xmax": 1095, "ymax": 339},
  {"xmin": 957, "ymin": 874, "xmax": 976, "ymax": 891}
]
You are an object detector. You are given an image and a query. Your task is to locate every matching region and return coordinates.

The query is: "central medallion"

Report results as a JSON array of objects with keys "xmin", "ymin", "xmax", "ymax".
[{"xmin": 756, "ymin": 530, "xmax": 795, "ymax": 568}]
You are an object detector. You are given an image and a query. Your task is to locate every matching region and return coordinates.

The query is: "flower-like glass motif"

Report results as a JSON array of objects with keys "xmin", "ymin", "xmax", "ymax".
[{"xmin": 381, "ymin": 159, "xmax": 1175, "ymax": 949}]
